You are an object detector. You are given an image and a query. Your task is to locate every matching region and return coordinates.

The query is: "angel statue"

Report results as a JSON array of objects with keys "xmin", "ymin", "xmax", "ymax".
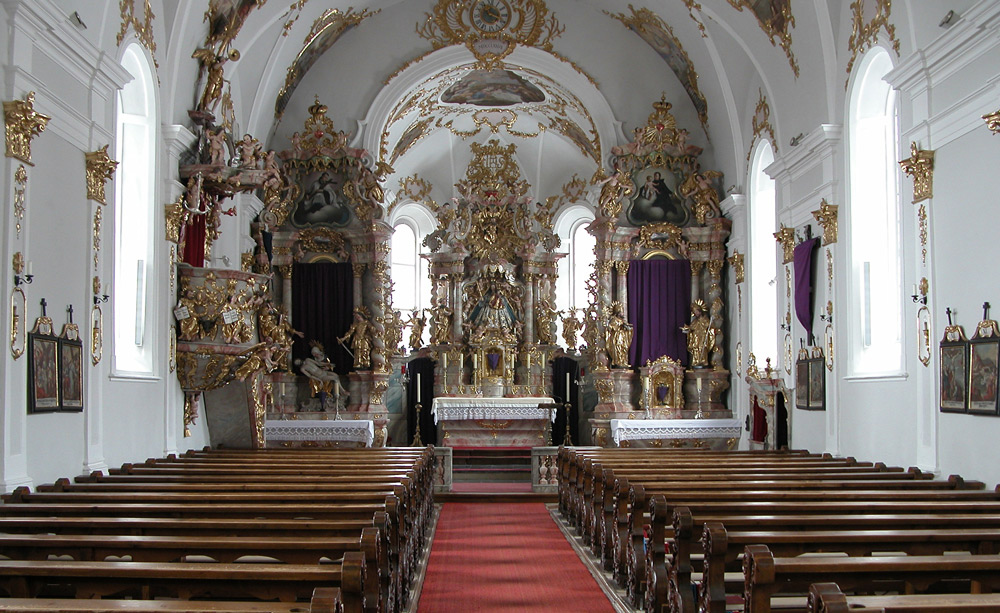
[
  {"xmin": 191, "ymin": 47, "xmax": 240, "ymax": 113},
  {"xmin": 681, "ymin": 300, "xmax": 716, "ymax": 368},
  {"xmin": 405, "ymin": 309, "xmax": 428, "ymax": 350},
  {"xmin": 535, "ymin": 297, "xmax": 557, "ymax": 345},
  {"xmin": 561, "ymin": 308, "xmax": 583, "ymax": 352}
]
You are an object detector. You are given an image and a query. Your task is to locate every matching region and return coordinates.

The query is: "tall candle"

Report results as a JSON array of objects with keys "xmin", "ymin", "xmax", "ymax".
[
  {"xmin": 474, "ymin": 354, "xmax": 478, "ymax": 369},
  {"xmin": 566, "ymin": 372, "xmax": 570, "ymax": 401},
  {"xmin": 696, "ymin": 377, "xmax": 703, "ymax": 395},
  {"xmin": 443, "ymin": 352, "xmax": 448, "ymax": 371},
  {"xmin": 417, "ymin": 373, "xmax": 421, "ymax": 403}
]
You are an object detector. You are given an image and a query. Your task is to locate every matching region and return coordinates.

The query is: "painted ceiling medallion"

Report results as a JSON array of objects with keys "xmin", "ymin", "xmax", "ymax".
[
  {"xmin": 441, "ymin": 70, "xmax": 545, "ymax": 106},
  {"xmin": 726, "ymin": 0, "xmax": 799, "ymax": 77},
  {"xmin": 417, "ymin": 0, "xmax": 563, "ymax": 71},
  {"xmin": 606, "ymin": 6, "xmax": 709, "ymax": 131}
]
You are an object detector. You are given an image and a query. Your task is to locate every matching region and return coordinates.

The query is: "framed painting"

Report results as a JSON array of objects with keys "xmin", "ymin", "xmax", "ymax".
[
  {"xmin": 939, "ymin": 340, "xmax": 969, "ymax": 413},
  {"xmin": 807, "ymin": 357, "xmax": 825, "ymax": 410},
  {"xmin": 627, "ymin": 167, "xmax": 690, "ymax": 226},
  {"xmin": 968, "ymin": 336, "xmax": 1000, "ymax": 415},
  {"xmin": 795, "ymin": 358, "xmax": 809, "ymax": 409},
  {"xmin": 28, "ymin": 331, "xmax": 60, "ymax": 413},
  {"xmin": 58, "ymin": 337, "xmax": 84, "ymax": 411}
]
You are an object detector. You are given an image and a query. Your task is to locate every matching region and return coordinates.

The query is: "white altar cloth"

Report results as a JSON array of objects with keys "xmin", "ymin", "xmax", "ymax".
[
  {"xmin": 609, "ymin": 418, "xmax": 742, "ymax": 445},
  {"xmin": 431, "ymin": 397, "xmax": 557, "ymax": 424},
  {"xmin": 265, "ymin": 419, "xmax": 374, "ymax": 447}
]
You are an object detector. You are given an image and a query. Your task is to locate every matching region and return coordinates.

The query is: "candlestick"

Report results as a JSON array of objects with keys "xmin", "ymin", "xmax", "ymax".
[
  {"xmin": 696, "ymin": 377, "xmax": 703, "ymax": 395},
  {"xmin": 417, "ymin": 373, "xmax": 421, "ymax": 403},
  {"xmin": 443, "ymin": 352, "xmax": 448, "ymax": 371},
  {"xmin": 643, "ymin": 377, "xmax": 649, "ymax": 408},
  {"xmin": 474, "ymin": 354, "xmax": 478, "ymax": 369},
  {"xmin": 565, "ymin": 372, "xmax": 570, "ymax": 402}
]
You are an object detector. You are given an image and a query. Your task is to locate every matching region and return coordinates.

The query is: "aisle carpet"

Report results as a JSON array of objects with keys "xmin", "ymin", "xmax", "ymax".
[
  {"xmin": 449, "ymin": 482, "xmax": 533, "ymax": 493},
  {"xmin": 416, "ymin": 502, "xmax": 616, "ymax": 612}
]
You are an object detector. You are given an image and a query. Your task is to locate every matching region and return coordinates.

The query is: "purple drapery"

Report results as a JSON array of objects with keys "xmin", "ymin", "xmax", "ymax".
[
  {"xmin": 291, "ymin": 262, "xmax": 354, "ymax": 374},
  {"xmin": 793, "ymin": 238, "xmax": 820, "ymax": 335},
  {"xmin": 627, "ymin": 259, "xmax": 692, "ymax": 367}
]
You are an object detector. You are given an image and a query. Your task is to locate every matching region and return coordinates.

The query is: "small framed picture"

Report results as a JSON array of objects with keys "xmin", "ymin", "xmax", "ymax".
[
  {"xmin": 28, "ymin": 331, "xmax": 60, "ymax": 413},
  {"xmin": 968, "ymin": 333, "xmax": 1000, "ymax": 416},
  {"xmin": 940, "ymin": 341, "xmax": 969, "ymax": 413},
  {"xmin": 58, "ymin": 338, "xmax": 84, "ymax": 411},
  {"xmin": 807, "ymin": 357, "xmax": 826, "ymax": 410},
  {"xmin": 795, "ymin": 359, "xmax": 809, "ymax": 409}
]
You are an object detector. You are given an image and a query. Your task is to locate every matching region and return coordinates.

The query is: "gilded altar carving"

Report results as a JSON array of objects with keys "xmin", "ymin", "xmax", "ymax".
[
  {"xmin": 85, "ymin": 145, "xmax": 119, "ymax": 205},
  {"xmin": 728, "ymin": 251, "xmax": 745, "ymax": 284},
  {"xmin": 811, "ymin": 199, "xmax": 838, "ymax": 245},
  {"xmin": 706, "ymin": 259, "xmax": 724, "ymax": 280},
  {"xmin": 899, "ymin": 142, "xmax": 935, "ymax": 204},
  {"xmin": 164, "ymin": 196, "xmax": 187, "ymax": 244},
  {"xmin": 681, "ymin": 300, "xmax": 716, "ymax": 369},
  {"xmin": 13, "ymin": 164, "xmax": 26, "ymax": 238},
  {"xmin": 4, "ymin": 92, "xmax": 50, "ymax": 165},
  {"xmin": 846, "ymin": 0, "xmax": 900, "ymax": 80},
  {"xmin": 726, "ymin": 0, "xmax": 798, "ymax": 76},
  {"xmin": 985, "ymin": 109, "xmax": 1000, "ymax": 135},
  {"xmin": 299, "ymin": 227, "xmax": 348, "ymax": 258},
  {"xmin": 774, "ymin": 225, "xmax": 796, "ymax": 264},
  {"xmin": 638, "ymin": 223, "xmax": 685, "ymax": 252},
  {"xmin": 416, "ymin": 0, "xmax": 563, "ymax": 71},
  {"xmin": 594, "ymin": 378, "xmax": 614, "ymax": 404},
  {"xmin": 680, "ymin": 170, "xmax": 723, "ymax": 224},
  {"xmin": 605, "ymin": 302, "xmax": 633, "ymax": 369}
]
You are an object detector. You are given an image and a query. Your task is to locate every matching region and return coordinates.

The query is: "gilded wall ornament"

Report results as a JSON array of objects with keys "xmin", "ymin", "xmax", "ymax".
[
  {"xmin": 117, "ymin": 0, "xmax": 158, "ymax": 66},
  {"xmin": 299, "ymin": 227, "xmax": 347, "ymax": 257},
  {"xmin": 4, "ymin": 92, "xmax": 50, "ymax": 165},
  {"xmin": 811, "ymin": 199, "xmax": 838, "ymax": 245},
  {"xmin": 85, "ymin": 145, "xmax": 119, "ymax": 205},
  {"xmin": 985, "ymin": 109, "xmax": 1000, "ymax": 135},
  {"xmin": 899, "ymin": 142, "xmax": 935, "ymax": 204},
  {"xmin": 774, "ymin": 225, "xmax": 795, "ymax": 264},
  {"xmin": 13, "ymin": 164, "xmax": 26, "ymax": 238},
  {"xmin": 606, "ymin": 7, "xmax": 709, "ymax": 130},
  {"xmin": 680, "ymin": 0, "xmax": 708, "ymax": 37},
  {"xmin": 91, "ymin": 305, "xmax": 103, "ymax": 366},
  {"xmin": 164, "ymin": 196, "xmax": 187, "ymax": 244},
  {"xmin": 747, "ymin": 89, "xmax": 777, "ymax": 161},
  {"xmin": 416, "ymin": 0, "xmax": 563, "ymax": 71},
  {"xmin": 728, "ymin": 251, "xmax": 745, "ymax": 284},
  {"xmin": 280, "ymin": 0, "xmax": 310, "ymax": 36},
  {"xmin": 10, "ymin": 253, "xmax": 26, "ymax": 360},
  {"xmin": 918, "ymin": 204, "xmax": 928, "ymax": 264},
  {"xmin": 846, "ymin": 0, "xmax": 900, "ymax": 81},
  {"xmin": 92, "ymin": 208, "xmax": 102, "ymax": 271},
  {"xmin": 726, "ymin": 0, "xmax": 798, "ymax": 77},
  {"xmin": 274, "ymin": 8, "xmax": 379, "ymax": 118},
  {"xmin": 638, "ymin": 223, "xmax": 685, "ymax": 253},
  {"xmin": 397, "ymin": 174, "xmax": 436, "ymax": 212}
]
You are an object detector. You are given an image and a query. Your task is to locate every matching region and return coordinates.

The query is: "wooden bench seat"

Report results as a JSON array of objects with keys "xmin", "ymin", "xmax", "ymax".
[
  {"xmin": 0, "ymin": 555, "xmax": 364, "ymax": 612},
  {"xmin": 745, "ymin": 545, "xmax": 1000, "ymax": 613},
  {"xmin": 808, "ymin": 582, "xmax": 1000, "ymax": 612},
  {"xmin": 0, "ymin": 586, "xmax": 342, "ymax": 612}
]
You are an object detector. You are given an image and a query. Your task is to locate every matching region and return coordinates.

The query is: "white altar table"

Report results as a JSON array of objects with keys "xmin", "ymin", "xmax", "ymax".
[
  {"xmin": 265, "ymin": 419, "xmax": 374, "ymax": 448},
  {"xmin": 609, "ymin": 418, "xmax": 741, "ymax": 448},
  {"xmin": 431, "ymin": 397, "xmax": 555, "ymax": 447}
]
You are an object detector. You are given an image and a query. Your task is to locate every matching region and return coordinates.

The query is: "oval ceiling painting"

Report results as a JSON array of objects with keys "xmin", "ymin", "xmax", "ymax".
[{"xmin": 441, "ymin": 70, "xmax": 546, "ymax": 106}]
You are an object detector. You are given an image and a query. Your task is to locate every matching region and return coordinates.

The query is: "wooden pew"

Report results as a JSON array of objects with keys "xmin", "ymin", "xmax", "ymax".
[
  {"xmin": 0, "ymin": 554, "xmax": 365, "ymax": 612},
  {"xmin": 0, "ymin": 586, "xmax": 343, "ymax": 612},
  {"xmin": 808, "ymin": 582, "xmax": 1000, "ymax": 612},
  {"xmin": 745, "ymin": 545, "xmax": 1000, "ymax": 613}
]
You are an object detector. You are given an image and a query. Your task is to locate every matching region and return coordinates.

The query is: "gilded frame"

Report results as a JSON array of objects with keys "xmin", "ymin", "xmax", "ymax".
[
  {"xmin": 967, "ymin": 336, "xmax": 999, "ymax": 416},
  {"xmin": 939, "ymin": 339, "xmax": 969, "ymax": 413},
  {"xmin": 28, "ymin": 330, "xmax": 60, "ymax": 413}
]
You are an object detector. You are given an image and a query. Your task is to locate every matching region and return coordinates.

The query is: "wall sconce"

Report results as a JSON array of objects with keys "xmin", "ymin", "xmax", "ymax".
[
  {"xmin": 12, "ymin": 253, "xmax": 32, "ymax": 287},
  {"xmin": 911, "ymin": 279, "xmax": 928, "ymax": 305}
]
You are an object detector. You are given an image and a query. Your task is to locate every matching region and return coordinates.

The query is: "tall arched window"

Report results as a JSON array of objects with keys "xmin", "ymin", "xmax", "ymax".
[
  {"xmin": 749, "ymin": 140, "xmax": 778, "ymax": 364},
  {"xmin": 848, "ymin": 47, "xmax": 901, "ymax": 375},
  {"xmin": 113, "ymin": 42, "xmax": 157, "ymax": 374},
  {"xmin": 389, "ymin": 202, "xmax": 433, "ymax": 347},
  {"xmin": 555, "ymin": 205, "xmax": 596, "ymax": 315}
]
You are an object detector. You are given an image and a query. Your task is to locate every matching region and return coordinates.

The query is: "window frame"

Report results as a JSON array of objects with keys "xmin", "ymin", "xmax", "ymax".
[{"xmin": 748, "ymin": 139, "xmax": 779, "ymax": 366}]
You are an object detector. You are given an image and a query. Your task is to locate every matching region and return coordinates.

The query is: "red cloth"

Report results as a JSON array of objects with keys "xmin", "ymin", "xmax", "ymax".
[
  {"xmin": 418, "ymin": 503, "xmax": 616, "ymax": 612},
  {"xmin": 181, "ymin": 215, "xmax": 206, "ymax": 267},
  {"xmin": 752, "ymin": 397, "xmax": 768, "ymax": 442}
]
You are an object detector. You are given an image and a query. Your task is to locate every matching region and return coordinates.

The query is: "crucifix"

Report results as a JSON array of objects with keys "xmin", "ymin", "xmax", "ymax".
[
  {"xmin": 67, "ymin": 304, "xmax": 74, "ymax": 324},
  {"xmin": 946, "ymin": 307, "xmax": 953, "ymax": 327},
  {"xmin": 984, "ymin": 302, "xmax": 991, "ymax": 322},
  {"xmin": 40, "ymin": 298, "xmax": 47, "ymax": 318}
]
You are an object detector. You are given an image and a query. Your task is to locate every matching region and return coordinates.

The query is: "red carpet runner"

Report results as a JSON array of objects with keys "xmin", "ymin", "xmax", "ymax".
[{"xmin": 417, "ymin": 502, "xmax": 616, "ymax": 612}]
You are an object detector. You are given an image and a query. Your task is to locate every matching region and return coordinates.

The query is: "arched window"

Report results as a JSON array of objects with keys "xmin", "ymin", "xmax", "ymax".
[
  {"xmin": 389, "ymin": 202, "xmax": 433, "ymax": 347},
  {"xmin": 113, "ymin": 42, "xmax": 157, "ymax": 374},
  {"xmin": 555, "ymin": 205, "xmax": 596, "ymax": 315},
  {"xmin": 847, "ymin": 47, "xmax": 901, "ymax": 375},
  {"xmin": 749, "ymin": 140, "xmax": 778, "ymax": 364}
]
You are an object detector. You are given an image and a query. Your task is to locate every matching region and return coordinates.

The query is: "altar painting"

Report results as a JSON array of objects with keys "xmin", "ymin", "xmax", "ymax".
[
  {"xmin": 291, "ymin": 169, "xmax": 351, "ymax": 228},
  {"xmin": 627, "ymin": 167, "xmax": 689, "ymax": 226}
]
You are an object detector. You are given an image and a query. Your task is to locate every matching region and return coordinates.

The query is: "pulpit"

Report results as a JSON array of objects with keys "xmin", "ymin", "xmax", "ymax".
[{"xmin": 431, "ymin": 396, "xmax": 555, "ymax": 447}]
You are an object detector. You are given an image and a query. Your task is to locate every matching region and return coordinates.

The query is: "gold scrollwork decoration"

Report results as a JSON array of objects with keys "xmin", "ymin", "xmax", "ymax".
[
  {"xmin": 4, "ymin": 92, "xmax": 50, "ymax": 165},
  {"xmin": 773, "ymin": 225, "xmax": 796, "ymax": 264},
  {"xmin": 638, "ymin": 223, "xmax": 684, "ymax": 252},
  {"xmin": 91, "ymin": 305, "xmax": 103, "ymax": 366},
  {"xmin": 747, "ymin": 89, "xmax": 777, "ymax": 161},
  {"xmin": 846, "ymin": 0, "xmax": 900, "ymax": 81},
  {"xmin": 812, "ymin": 199, "xmax": 838, "ymax": 245},
  {"xmin": 727, "ymin": 0, "xmax": 798, "ymax": 77},
  {"xmin": 899, "ymin": 142, "xmax": 935, "ymax": 204},
  {"xmin": 93, "ymin": 208, "xmax": 103, "ymax": 271},
  {"xmin": 164, "ymin": 195, "xmax": 186, "ymax": 244},
  {"xmin": 117, "ymin": 0, "xmax": 157, "ymax": 65},
  {"xmin": 10, "ymin": 287, "xmax": 26, "ymax": 360},
  {"xmin": 916, "ymin": 306, "xmax": 931, "ymax": 368},
  {"xmin": 728, "ymin": 251, "xmax": 745, "ymax": 284},
  {"xmin": 13, "ymin": 164, "xmax": 26, "ymax": 238},
  {"xmin": 84, "ymin": 145, "xmax": 119, "ymax": 205},
  {"xmin": 984, "ymin": 109, "xmax": 1000, "ymax": 135},
  {"xmin": 918, "ymin": 204, "xmax": 928, "ymax": 264},
  {"xmin": 299, "ymin": 227, "xmax": 347, "ymax": 257}
]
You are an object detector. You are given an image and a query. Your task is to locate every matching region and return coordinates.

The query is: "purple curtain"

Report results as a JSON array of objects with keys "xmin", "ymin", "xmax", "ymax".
[
  {"xmin": 793, "ymin": 238, "xmax": 820, "ymax": 335},
  {"xmin": 628, "ymin": 259, "xmax": 692, "ymax": 367},
  {"xmin": 291, "ymin": 262, "xmax": 354, "ymax": 374}
]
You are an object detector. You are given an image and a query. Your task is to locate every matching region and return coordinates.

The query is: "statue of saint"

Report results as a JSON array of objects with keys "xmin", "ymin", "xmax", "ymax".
[
  {"xmin": 561, "ymin": 308, "xmax": 582, "ymax": 351},
  {"xmin": 382, "ymin": 309, "xmax": 404, "ymax": 356},
  {"xmin": 535, "ymin": 298, "xmax": 557, "ymax": 344},
  {"xmin": 338, "ymin": 308, "xmax": 373, "ymax": 369},
  {"xmin": 258, "ymin": 304, "xmax": 301, "ymax": 372},
  {"xmin": 605, "ymin": 302, "xmax": 633, "ymax": 368},
  {"xmin": 431, "ymin": 303, "xmax": 453, "ymax": 345},
  {"xmin": 405, "ymin": 309, "xmax": 427, "ymax": 350},
  {"xmin": 297, "ymin": 342, "xmax": 343, "ymax": 402},
  {"xmin": 681, "ymin": 300, "xmax": 716, "ymax": 368}
]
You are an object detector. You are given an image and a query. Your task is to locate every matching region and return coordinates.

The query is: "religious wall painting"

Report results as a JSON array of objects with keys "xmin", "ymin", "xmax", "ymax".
[
  {"xmin": 28, "ymin": 330, "xmax": 59, "ymax": 413},
  {"xmin": 940, "ymin": 340, "xmax": 968, "ymax": 413},
  {"xmin": 807, "ymin": 354, "xmax": 825, "ymax": 409},
  {"xmin": 627, "ymin": 166, "xmax": 689, "ymax": 227},
  {"xmin": 795, "ymin": 351, "xmax": 825, "ymax": 411},
  {"xmin": 440, "ymin": 70, "xmax": 546, "ymax": 106},
  {"xmin": 204, "ymin": 0, "xmax": 259, "ymax": 49},
  {"xmin": 968, "ymin": 336, "xmax": 1000, "ymax": 415},
  {"xmin": 552, "ymin": 117, "xmax": 598, "ymax": 163},
  {"xmin": 59, "ymin": 338, "xmax": 84, "ymax": 412},
  {"xmin": 795, "ymin": 358, "xmax": 808, "ymax": 410},
  {"xmin": 392, "ymin": 118, "xmax": 432, "ymax": 164},
  {"xmin": 291, "ymin": 168, "xmax": 351, "ymax": 228}
]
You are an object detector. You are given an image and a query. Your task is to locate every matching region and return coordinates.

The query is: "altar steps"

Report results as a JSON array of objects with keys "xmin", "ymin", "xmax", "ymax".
[{"xmin": 451, "ymin": 448, "xmax": 532, "ymax": 483}]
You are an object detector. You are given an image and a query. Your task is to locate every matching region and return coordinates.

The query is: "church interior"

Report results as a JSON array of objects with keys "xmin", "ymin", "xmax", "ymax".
[{"xmin": 1, "ymin": 0, "xmax": 1000, "ymax": 610}]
